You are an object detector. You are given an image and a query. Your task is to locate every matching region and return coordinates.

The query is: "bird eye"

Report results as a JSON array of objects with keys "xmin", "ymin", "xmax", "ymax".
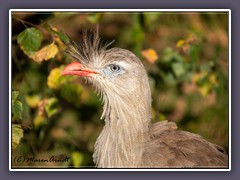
[
  {"xmin": 109, "ymin": 64, "xmax": 121, "ymax": 72},
  {"xmin": 102, "ymin": 64, "xmax": 125, "ymax": 77}
]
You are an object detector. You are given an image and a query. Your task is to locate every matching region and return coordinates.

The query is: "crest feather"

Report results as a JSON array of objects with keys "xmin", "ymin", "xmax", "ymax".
[{"xmin": 65, "ymin": 26, "xmax": 114, "ymax": 65}]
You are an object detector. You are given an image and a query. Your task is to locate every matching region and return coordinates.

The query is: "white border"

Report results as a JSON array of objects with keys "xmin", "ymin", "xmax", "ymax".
[{"xmin": 9, "ymin": 9, "xmax": 231, "ymax": 171}]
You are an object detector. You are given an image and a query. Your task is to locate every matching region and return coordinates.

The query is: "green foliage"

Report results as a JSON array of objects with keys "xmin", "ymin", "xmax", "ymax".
[
  {"xmin": 12, "ymin": 90, "xmax": 24, "ymax": 152},
  {"xmin": 12, "ymin": 124, "xmax": 23, "ymax": 149},
  {"xmin": 87, "ymin": 13, "xmax": 103, "ymax": 24},
  {"xmin": 17, "ymin": 27, "xmax": 42, "ymax": 56},
  {"xmin": 17, "ymin": 27, "xmax": 60, "ymax": 63},
  {"xmin": 44, "ymin": 22, "xmax": 70, "ymax": 43},
  {"xmin": 12, "ymin": 91, "xmax": 23, "ymax": 120},
  {"xmin": 71, "ymin": 151, "xmax": 84, "ymax": 168},
  {"xmin": 45, "ymin": 98, "xmax": 60, "ymax": 118},
  {"xmin": 12, "ymin": 91, "xmax": 20, "ymax": 100},
  {"xmin": 11, "ymin": 12, "xmax": 229, "ymax": 168}
]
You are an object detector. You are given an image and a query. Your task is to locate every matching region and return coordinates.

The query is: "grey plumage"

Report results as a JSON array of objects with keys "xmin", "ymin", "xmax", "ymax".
[{"xmin": 63, "ymin": 28, "xmax": 228, "ymax": 168}]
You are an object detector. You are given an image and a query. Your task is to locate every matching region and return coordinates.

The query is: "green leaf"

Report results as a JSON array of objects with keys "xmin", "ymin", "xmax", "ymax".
[
  {"xmin": 43, "ymin": 23, "xmax": 69, "ymax": 43},
  {"xmin": 12, "ymin": 100, "xmax": 23, "ymax": 120},
  {"xmin": 143, "ymin": 13, "xmax": 161, "ymax": 29},
  {"xmin": 58, "ymin": 30, "xmax": 70, "ymax": 43},
  {"xmin": 17, "ymin": 27, "xmax": 42, "ymax": 56},
  {"xmin": 71, "ymin": 151, "xmax": 84, "ymax": 168},
  {"xmin": 87, "ymin": 14, "xmax": 103, "ymax": 23},
  {"xmin": 12, "ymin": 124, "xmax": 23, "ymax": 149},
  {"xmin": 159, "ymin": 70, "xmax": 177, "ymax": 86},
  {"xmin": 44, "ymin": 98, "xmax": 60, "ymax": 118},
  {"xmin": 162, "ymin": 47, "xmax": 184, "ymax": 63},
  {"xmin": 43, "ymin": 23, "xmax": 59, "ymax": 36},
  {"xmin": 171, "ymin": 62, "xmax": 186, "ymax": 77},
  {"xmin": 12, "ymin": 91, "xmax": 19, "ymax": 100}
]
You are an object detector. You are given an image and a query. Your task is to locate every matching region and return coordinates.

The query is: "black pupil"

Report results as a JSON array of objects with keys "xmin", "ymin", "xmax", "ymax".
[{"xmin": 111, "ymin": 65, "xmax": 119, "ymax": 71}]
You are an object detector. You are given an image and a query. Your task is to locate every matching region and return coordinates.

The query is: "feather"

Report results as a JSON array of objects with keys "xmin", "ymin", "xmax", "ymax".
[{"xmin": 64, "ymin": 27, "xmax": 228, "ymax": 168}]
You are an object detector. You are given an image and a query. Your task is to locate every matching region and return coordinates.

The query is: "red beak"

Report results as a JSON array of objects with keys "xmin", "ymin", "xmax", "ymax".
[{"xmin": 61, "ymin": 62, "xmax": 97, "ymax": 77}]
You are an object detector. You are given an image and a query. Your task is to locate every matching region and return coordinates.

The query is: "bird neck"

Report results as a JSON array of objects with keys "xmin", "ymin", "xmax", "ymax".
[{"xmin": 93, "ymin": 77, "xmax": 152, "ymax": 167}]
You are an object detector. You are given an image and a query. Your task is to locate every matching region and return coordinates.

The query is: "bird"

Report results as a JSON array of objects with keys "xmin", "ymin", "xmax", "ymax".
[{"xmin": 61, "ymin": 27, "xmax": 228, "ymax": 168}]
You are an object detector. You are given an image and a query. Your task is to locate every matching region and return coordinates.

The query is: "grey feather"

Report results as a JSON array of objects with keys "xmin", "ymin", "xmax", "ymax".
[{"xmin": 65, "ymin": 28, "xmax": 228, "ymax": 168}]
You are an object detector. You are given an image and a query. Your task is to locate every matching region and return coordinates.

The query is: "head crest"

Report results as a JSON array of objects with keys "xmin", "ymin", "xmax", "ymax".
[{"xmin": 65, "ymin": 26, "xmax": 114, "ymax": 65}]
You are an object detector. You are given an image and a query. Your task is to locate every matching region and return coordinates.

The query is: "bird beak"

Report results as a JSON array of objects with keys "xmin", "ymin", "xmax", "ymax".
[{"xmin": 61, "ymin": 62, "xmax": 97, "ymax": 77}]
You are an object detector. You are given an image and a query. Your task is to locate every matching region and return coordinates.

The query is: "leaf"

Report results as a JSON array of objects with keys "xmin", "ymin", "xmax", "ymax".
[
  {"xmin": 192, "ymin": 72, "xmax": 214, "ymax": 96},
  {"xmin": 12, "ymin": 91, "xmax": 23, "ymax": 120},
  {"xmin": 58, "ymin": 30, "xmax": 70, "ymax": 44},
  {"xmin": 47, "ymin": 67, "xmax": 62, "ymax": 89},
  {"xmin": 12, "ymin": 124, "xmax": 23, "ymax": 149},
  {"xmin": 12, "ymin": 100, "xmax": 23, "ymax": 120},
  {"xmin": 43, "ymin": 23, "xmax": 59, "ymax": 36},
  {"xmin": 192, "ymin": 72, "xmax": 207, "ymax": 86},
  {"xmin": 162, "ymin": 47, "xmax": 184, "ymax": 63},
  {"xmin": 44, "ymin": 23, "xmax": 69, "ymax": 43},
  {"xmin": 171, "ymin": 62, "xmax": 186, "ymax": 77},
  {"xmin": 209, "ymin": 73, "xmax": 219, "ymax": 86},
  {"xmin": 44, "ymin": 97, "xmax": 60, "ymax": 118},
  {"xmin": 198, "ymin": 83, "xmax": 212, "ymax": 97},
  {"xmin": 12, "ymin": 91, "xmax": 19, "ymax": 100},
  {"xmin": 17, "ymin": 27, "xmax": 42, "ymax": 56},
  {"xmin": 47, "ymin": 66, "xmax": 76, "ymax": 89},
  {"xmin": 131, "ymin": 24, "xmax": 144, "ymax": 51},
  {"xmin": 47, "ymin": 66, "xmax": 64, "ymax": 89},
  {"xmin": 25, "ymin": 94, "xmax": 41, "ymax": 108},
  {"xmin": 176, "ymin": 40, "xmax": 185, "ymax": 48},
  {"xmin": 71, "ymin": 151, "xmax": 84, "ymax": 168},
  {"xmin": 87, "ymin": 14, "xmax": 103, "ymax": 23},
  {"xmin": 143, "ymin": 13, "xmax": 161, "ymax": 28},
  {"xmin": 34, "ymin": 114, "xmax": 47, "ymax": 128},
  {"xmin": 176, "ymin": 34, "xmax": 200, "ymax": 53},
  {"xmin": 30, "ymin": 42, "xmax": 58, "ymax": 63},
  {"xmin": 141, "ymin": 49, "xmax": 158, "ymax": 63}
]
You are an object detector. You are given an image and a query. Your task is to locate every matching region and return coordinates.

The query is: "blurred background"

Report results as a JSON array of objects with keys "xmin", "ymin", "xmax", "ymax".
[{"xmin": 11, "ymin": 11, "xmax": 229, "ymax": 168}]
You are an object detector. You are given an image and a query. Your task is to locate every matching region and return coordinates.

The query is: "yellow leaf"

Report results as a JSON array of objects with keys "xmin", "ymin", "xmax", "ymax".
[
  {"xmin": 192, "ymin": 73, "xmax": 201, "ymax": 83},
  {"xmin": 25, "ymin": 94, "xmax": 41, "ymax": 108},
  {"xmin": 47, "ymin": 66, "xmax": 77, "ymax": 89},
  {"xmin": 199, "ymin": 84, "xmax": 211, "ymax": 97},
  {"xmin": 141, "ymin": 49, "xmax": 158, "ymax": 63},
  {"xmin": 34, "ymin": 114, "xmax": 47, "ymax": 128},
  {"xmin": 176, "ymin": 40, "xmax": 185, "ymax": 47},
  {"xmin": 30, "ymin": 42, "xmax": 58, "ymax": 63},
  {"xmin": 47, "ymin": 66, "xmax": 63, "ymax": 89},
  {"xmin": 192, "ymin": 72, "xmax": 207, "ymax": 83},
  {"xmin": 12, "ymin": 124, "xmax": 24, "ymax": 149},
  {"xmin": 71, "ymin": 151, "xmax": 84, "ymax": 168},
  {"xmin": 209, "ymin": 73, "xmax": 218, "ymax": 86}
]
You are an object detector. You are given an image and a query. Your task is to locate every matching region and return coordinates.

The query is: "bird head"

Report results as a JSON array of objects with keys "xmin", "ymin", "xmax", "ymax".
[
  {"xmin": 62, "ymin": 29, "xmax": 152, "ymax": 166},
  {"xmin": 61, "ymin": 28, "xmax": 151, "ymax": 103}
]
